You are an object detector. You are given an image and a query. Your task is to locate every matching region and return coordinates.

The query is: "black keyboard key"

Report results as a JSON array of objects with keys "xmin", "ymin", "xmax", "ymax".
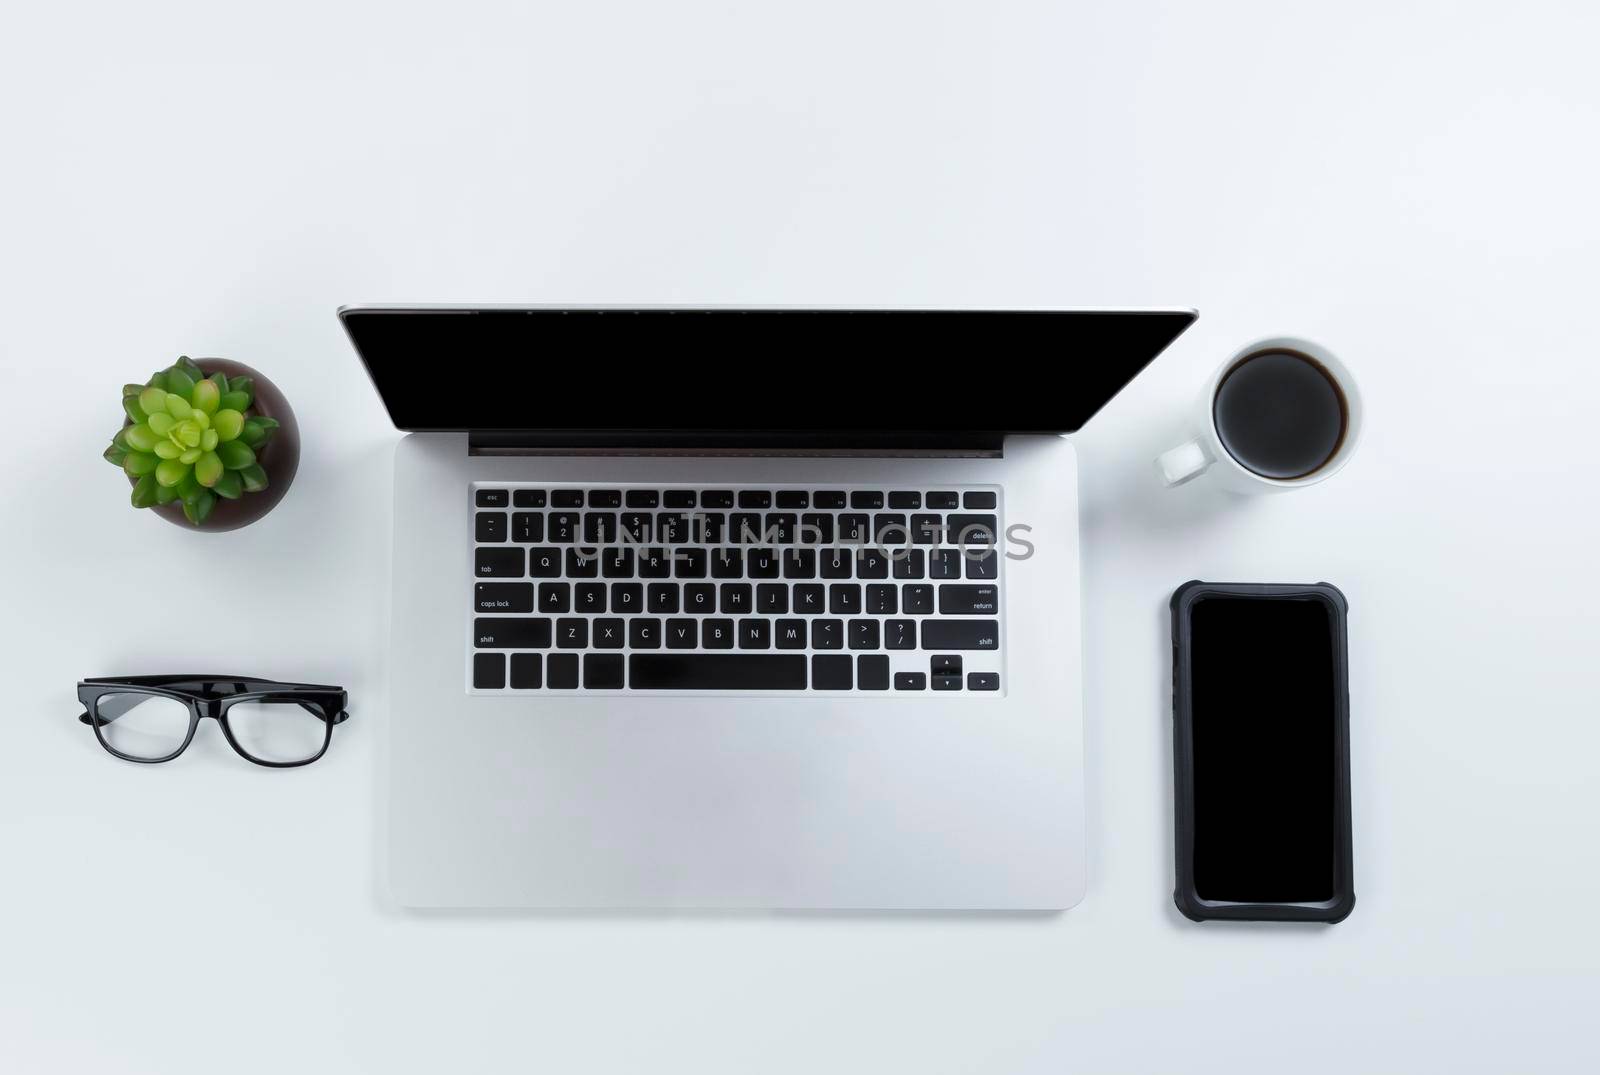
[
  {"xmin": 475, "ymin": 548, "xmax": 524, "ymax": 578},
  {"xmin": 593, "ymin": 618, "xmax": 625, "ymax": 649},
  {"xmin": 902, "ymin": 585, "xmax": 934, "ymax": 614},
  {"xmin": 921, "ymin": 620, "xmax": 999, "ymax": 650},
  {"xmin": 940, "ymin": 584, "xmax": 999, "ymax": 615},
  {"xmin": 739, "ymin": 619, "xmax": 771, "ymax": 649},
  {"xmin": 475, "ymin": 582, "xmax": 532, "ymax": 613},
  {"xmin": 583, "ymin": 512, "xmax": 617, "ymax": 544},
  {"xmin": 584, "ymin": 653, "xmax": 624, "ymax": 689},
  {"xmin": 930, "ymin": 549, "xmax": 962, "ymax": 580},
  {"xmin": 888, "ymin": 491, "xmax": 921, "ymax": 509},
  {"xmin": 892, "ymin": 549, "xmax": 926, "ymax": 580},
  {"xmin": 776, "ymin": 490, "xmax": 808, "ymax": 509},
  {"xmin": 873, "ymin": 514, "xmax": 908, "ymax": 544},
  {"xmin": 547, "ymin": 653, "xmax": 579, "ymax": 689},
  {"xmin": 711, "ymin": 549, "xmax": 744, "ymax": 578},
  {"xmin": 588, "ymin": 489, "xmax": 622, "ymax": 508},
  {"xmin": 850, "ymin": 490, "xmax": 884, "ymax": 509},
  {"xmin": 513, "ymin": 489, "xmax": 546, "ymax": 508},
  {"xmin": 675, "ymin": 548, "xmax": 708, "ymax": 578},
  {"xmin": 757, "ymin": 583, "xmax": 788, "ymax": 614},
  {"xmin": 811, "ymin": 619, "xmax": 843, "ymax": 649},
  {"xmin": 552, "ymin": 489, "xmax": 583, "ymax": 508},
  {"xmin": 894, "ymin": 671, "xmax": 926, "ymax": 690},
  {"xmin": 910, "ymin": 514, "xmax": 942, "ymax": 545},
  {"xmin": 473, "ymin": 653, "xmax": 505, "ymax": 688},
  {"xmin": 657, "ymin": 513, "xmax": 688, "ymax": 544},
  {"xmin": 775, "ymin": 619, "xmax": 807, "ymax": 649},
  {"xmin": 821, "ymin": 549, "xmax": 852, "ymax": 579},
  {"xmin": 866, "ymin": 584, "xmax": 898, "ymax": 615},
  {"xmin": 639, "ymin": 548, "xmax": 671, "ymax": 578},
  {"xmin": 703, "ymin": 618, "xmax": 735, "ymax": 649},
  {"xmin": 720, "ymin": 583, "xmax": 752, "ymax": 614},
  {"xmin": 829, "ymin": 584, "xmax": 861, "ymax": 615},
  {"xmin": 813, "ymin": 490, "xmax": 847, "ymax": 509},
  {"xmin": 857, "ymin": 655, "xmax": 890, "ymax": 690},
  {"xmin": 794, "ymin": 584, "xmax": 825, "ymax": 615},
  {"xmin": 684, "ymin": 583, "xmax": 716, "ymax": 613},
  {"xmin": 474, "ymin": 618, "xmax": 552, "ymax": 649},
  {"xmin": 968, "ymin": 672, "xmax": 1000, "ymax": 691},
  {"xmin": 620, "ymin": 512, "xmax": 652, "ymax": 542},
  {"xmin": 539, "ymin": 582, "xmax": 570, "ymax": 613},
  {"xmin": 965, "ymin": 549, "xmax": 998, "ymax": 579},
  {"xmin": 666, "ymin": 619, "xmax": 698, "ymax": 649},
  {"xmin": 738, "ymin": 490, "xmax": 772, "ymax": 509},
  {"xmin": 931, "ymin": 655, "xmax": 963, "ymax": 674},
  {"xmin": 748, "ymin": 549, "xmax": 780, "ymax": 578},
  {"xmin": 548, "ymin": 512, "xmax": 579, "ymax": 543},
  {"xmin": 811, "ymin": 654, "xmax": 852, "ymax": 690},
  {"xmin": 512, "ymin": 512, "xmax": 544, "ymax": 542},
  {"xmin": 647, "ymin": 583, "xmax": 680, "ymax": 614},
  {"xmin": 566, "ymin": 549, "xmax": 599, "ymax": 577},
  {"xmin": 631, "ymin": 654, "xmax": 806, "ymax": 690},
  {"xmin": 885, "ymin": 619, "xmax": 916, "ymax": 650},
  {"xmin": 602, "ymin": 549, "xmax": 635, "ymax": 578},
  {"xmin": 575, "ymin": 582, "xmax": 607, "ymax": 613},
  {"xmin": 625, "ymin": 489, "xmax": 659, "ymax": 508},
  {"xmin": 926, "ymin": 491, "xmax": 959, "ymax": 509},
  {"xmin": 628, "ymin": 618, "xmax": 661, "ymax": 649},
  {"xmin": 610, "ymin": 583, "xmax": 643, "ymax": 614},
  {"xmin": 476, "ymin": 512, "xmax": 507, "ymax": 542},
  {"xmin": 663, "ymin": 489, "xmax": 696, "ymax": 508},
  {"xmin": 848, "ymin": 619, "xmax": 879, "ymax": 650},
  {"xmin": 510, "ymin": 653, "xmax": 541, "ymax": 689},
  {"xmin": 701, "ymin": 490, "xmax": 735, "ymax": 508},
  {"xmin": 696, "ymin": 513, "xmax": 725, "ymax": 543},
  {"xmin": 800, "ymin": 514, "xmax": 834, "ymax": 544},
  {"xmin": 783, "ymin": 549, "xmax": 817, "ymax": 579},
  {"xmin": 557, "ymin": 618, "xmax": 589, "ymax": 648},
  {"xmin": 839, "ymin": 514, "xmax": 869, "ymax": 543},
  {"xmin": 932, "ymin": 673, "xmax": 962, "ymax": 691},
  {"xmin": 526, "ymin": 548, "xmax": 560, "ymax": 577},
  {"xmin": 963, "ymin": 491, "xmax": 997, "ymax": 509},
  {"xmin": 857, "ymin": 549, "xmax": 888, "ymax": 579},
  {"xmin": 730, "ymin": 513, "xmax": 762, "ymax": 543},
  {"xmin": 947, "ymin": 515, "xmax": 997, "ymax": 545},
  {"xmin": 764, "ymin": 513, "xmax": 797, "ymax": 543},
  {"xmin": 476, "ymin": 489, "xmax": 509, "ymax": 508}
]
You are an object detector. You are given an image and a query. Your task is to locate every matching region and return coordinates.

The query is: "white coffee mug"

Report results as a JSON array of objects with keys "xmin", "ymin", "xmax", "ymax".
[{"xmin": 1156, "ymin": 337, "xmax": 1362, "ymax": 492}]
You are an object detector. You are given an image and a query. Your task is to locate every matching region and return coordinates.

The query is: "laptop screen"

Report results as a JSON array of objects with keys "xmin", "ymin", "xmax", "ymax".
[{"xmin": 341, "ymin": 307, "xmax": 1195, "ymax": 435}]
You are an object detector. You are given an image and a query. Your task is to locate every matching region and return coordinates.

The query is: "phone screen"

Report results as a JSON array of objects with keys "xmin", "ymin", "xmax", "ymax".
[{"xmin": 1188, "ymin": 596, "xmax": 1337, "ymax": 903}]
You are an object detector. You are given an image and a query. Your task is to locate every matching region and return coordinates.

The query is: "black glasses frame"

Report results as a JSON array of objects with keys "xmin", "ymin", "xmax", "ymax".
[{"xmin": 77, "ymin": 675, "xmax": 349, "ymax": 768}]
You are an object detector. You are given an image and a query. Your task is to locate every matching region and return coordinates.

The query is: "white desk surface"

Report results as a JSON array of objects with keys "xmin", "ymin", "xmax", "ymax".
[{"xmin": 3, "ymin": 2, "xmax": 1597, "ymax": 1071}]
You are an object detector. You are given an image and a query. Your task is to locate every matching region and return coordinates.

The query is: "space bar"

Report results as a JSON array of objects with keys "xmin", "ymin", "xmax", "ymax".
[{"xmin": 630, "ymin": 654, "xmax": 807, "ymax": 690}]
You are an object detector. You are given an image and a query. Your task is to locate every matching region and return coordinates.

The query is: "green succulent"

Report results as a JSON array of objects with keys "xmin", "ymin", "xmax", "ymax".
[{"xmin": 103, "ymin": 356, "xmax": 278, "ymax": 525}]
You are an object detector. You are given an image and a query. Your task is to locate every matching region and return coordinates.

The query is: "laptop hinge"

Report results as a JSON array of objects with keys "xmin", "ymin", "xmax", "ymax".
[{"xmin": 467, "ymin": 431, "xmax": 1004, "ymax": 458}]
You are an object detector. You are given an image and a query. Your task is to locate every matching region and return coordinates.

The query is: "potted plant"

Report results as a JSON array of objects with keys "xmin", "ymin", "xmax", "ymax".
[{"xmin": 103, "ymin": 356, "xmax": 299, "ymax": 530}]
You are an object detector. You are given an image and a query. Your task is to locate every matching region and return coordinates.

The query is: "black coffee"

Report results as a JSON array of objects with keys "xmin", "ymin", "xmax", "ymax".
[{"xmin": 1213, "ymin": 351, "xmax": 1346, "ymax": 479}]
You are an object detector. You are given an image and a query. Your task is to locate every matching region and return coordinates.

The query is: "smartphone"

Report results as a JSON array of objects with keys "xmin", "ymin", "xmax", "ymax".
[{"xmin": 1170, "ymin": 581, "xmax": 1355, "ymax": 923}]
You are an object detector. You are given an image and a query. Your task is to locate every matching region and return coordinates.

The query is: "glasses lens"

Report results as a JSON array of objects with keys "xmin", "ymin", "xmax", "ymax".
[
  {"xmin": 95, "ymin": 692, "xmax": 191, "ymax": 759},
  {"xmin": 226, "ymin": 700, "xmax": 330, "ymax": 764}
]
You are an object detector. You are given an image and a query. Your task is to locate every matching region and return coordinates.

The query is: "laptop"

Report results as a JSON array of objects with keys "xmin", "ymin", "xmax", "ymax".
[{"xmin": 341, "ymin": 306, "xmax": 1195, "ymax": 909}]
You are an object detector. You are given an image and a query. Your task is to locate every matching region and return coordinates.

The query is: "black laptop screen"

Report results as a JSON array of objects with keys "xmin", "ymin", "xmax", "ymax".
[{"xmin": 340, "ymin": 307, "xmax": 1195, "ymax": 436}]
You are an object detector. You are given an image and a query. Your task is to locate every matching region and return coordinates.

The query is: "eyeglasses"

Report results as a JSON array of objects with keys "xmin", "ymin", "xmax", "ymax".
[{"xmin": 77, "ymin": 676, "xmax": 350, "ymax": 767}]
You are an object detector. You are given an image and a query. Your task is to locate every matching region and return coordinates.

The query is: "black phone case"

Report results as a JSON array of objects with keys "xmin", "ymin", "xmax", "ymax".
[{"xmin": 1169, "ymin": 580, "xmax": 1355, "ymax": 923}]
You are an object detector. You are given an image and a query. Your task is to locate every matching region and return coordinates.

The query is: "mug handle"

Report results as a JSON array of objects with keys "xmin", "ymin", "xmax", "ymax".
[{"xmin": 1156, "ymin": 438, "xmax": 1215, "ymax": 487}]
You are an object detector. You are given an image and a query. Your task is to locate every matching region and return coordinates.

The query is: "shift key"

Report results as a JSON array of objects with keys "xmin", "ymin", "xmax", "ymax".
[
  {"xmin": 938, "ymin": 584, "xmax": 999, "ymax": 615},
  {"xmin": 920, "ymin": 619, "xmax": 999, "ymax": 650}
]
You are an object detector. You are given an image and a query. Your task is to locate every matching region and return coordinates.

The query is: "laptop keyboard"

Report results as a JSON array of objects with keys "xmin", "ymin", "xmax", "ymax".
[{"xmin": 470, "ymin": 485, "xmax": 1003, "ymax": 694}]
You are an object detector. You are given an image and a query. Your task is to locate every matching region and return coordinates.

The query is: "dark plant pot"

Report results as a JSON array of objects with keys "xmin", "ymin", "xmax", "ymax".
[{"xmin": 124, "ymin": 358, "xmax": 300, "ymax": 532}]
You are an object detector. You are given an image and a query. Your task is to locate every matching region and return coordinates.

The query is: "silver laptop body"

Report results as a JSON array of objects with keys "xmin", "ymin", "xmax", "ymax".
[{"xmin": 344, "ymin": 306, "xmax": 1195, "ymax": 909}]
